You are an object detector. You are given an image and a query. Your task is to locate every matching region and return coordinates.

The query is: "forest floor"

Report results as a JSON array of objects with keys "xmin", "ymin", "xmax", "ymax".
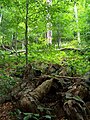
[{"xmin": 0, "ymin": 61, "xmax": 90, "ymax": 120}]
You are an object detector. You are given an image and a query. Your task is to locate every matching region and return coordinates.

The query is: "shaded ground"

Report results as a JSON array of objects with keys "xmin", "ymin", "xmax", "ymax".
[
  {"xmin": 0, "ymin": 61, "xmax": 90, "ymax": 120},
  {"xmin": 0, "ymin": 102, "xmax": 16, "ymax": 120}
]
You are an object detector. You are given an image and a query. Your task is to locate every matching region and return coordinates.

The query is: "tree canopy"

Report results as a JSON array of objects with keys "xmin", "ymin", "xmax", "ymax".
[{"xmin": 0, "ymin": 0, "xmax": 90, "ymax": 46}]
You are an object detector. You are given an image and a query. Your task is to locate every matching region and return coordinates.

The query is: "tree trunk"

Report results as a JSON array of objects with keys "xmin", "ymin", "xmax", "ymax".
[
  {"xmin": 74, "ymin": 2, "xmax": 81, "ymax": 44},
  {"xmin": 25, "ymin": 0, "xmax": 29, "ymax": 65},
  {"xmin": 46, "ymin": 0, "xmax": 52, "ymax": 45}
]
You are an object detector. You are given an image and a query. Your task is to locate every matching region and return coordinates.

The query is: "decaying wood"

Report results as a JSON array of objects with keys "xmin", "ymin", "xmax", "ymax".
[
  {"xmin": 18, "ymin": 79, "xmax": 53, "ymax": 112},
  {"xmin": 38, "ymin": 74, "xmax": 85, "ymax": 80},
  {"xmin": 34, "ymin": 75, "xmax": 85, "ymax": 86},
  {"xmin": 63, "ymin": 100, "xmax": 88, "ymax": 120},
  {"xmin": 0, "ymin": 62, "xmax": 90, "ymax": 120},
  {"xmin": 56, "ymin": 48, "xmax": 81, "ymax": 51},
  {"xmin": 0, "ymin": 45, "xmax": 12, "ymax": 51},
  {"xmin": 10, "ymin": 49, "xmax": 25, "ymax": 54},
  {"xmin": 0, "ymin": 45, "xmax": 25, "ymax": 54},
  {"xmin": 63, "ymin": 83, "xmax": 89, "ymax": 120}
]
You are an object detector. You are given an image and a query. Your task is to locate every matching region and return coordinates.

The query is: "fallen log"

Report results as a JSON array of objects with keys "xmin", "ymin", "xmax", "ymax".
[
  {"xmin": 10, "ymin": 49, "xmax": 25, "ymax": 54},
  {"xmin": 34, "ymin": 75, "xmax": 85, "ymax": 86},
  {"xmin": 18, "ymin": 79, "xmax": 53, "ymax": 112},
  {"xmin": 56, "ymin": 48, "xmax": 81, "ymax": 51},
  {"xmin": 63, "ymin": 82, "xmax": 89, "ymax": 120},
  {"xmin": 63, "ymin": 100, "xmax": 88, "ymax": 120},
  {"xmin": 0, "ymin": 45, "xmax": 12, "ymax": 51}
]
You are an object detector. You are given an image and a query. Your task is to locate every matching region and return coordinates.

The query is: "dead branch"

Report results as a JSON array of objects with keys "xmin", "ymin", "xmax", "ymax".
[
  {"xmin": 10, "ymin": 50, "xmax": 25, "ymax": 54},
  {"xmin": 35, "ymin": 75, "xmax": 85, "ymax": 83},
  {"xmin": 56, "ymin": 48, "xmax": 81, "ymax": 51}
]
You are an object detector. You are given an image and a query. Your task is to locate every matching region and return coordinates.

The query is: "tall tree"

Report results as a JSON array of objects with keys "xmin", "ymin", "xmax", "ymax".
[
  {"xmin": 0, "ymin": 6, "xmax": 2, "ymax": 23},
  {"xmin": 74, "ymin": 1, "xmax": 81, "ymax": 44},
  {"xmin": 46, "ymin": 0, "xmax": 52, "ymax": 45},
  {"xmin": 25, "ymin": 0, "xmax": 29, "ymax": 65}
]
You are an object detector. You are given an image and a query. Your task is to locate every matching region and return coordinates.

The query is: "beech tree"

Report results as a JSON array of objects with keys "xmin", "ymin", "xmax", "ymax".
[
  {"xmin": 74, "ymin": 1, "xmax": 80, "ymax": 44},
  {"xmin": 46, "ymin": 0, "xmax": 52, "ymax": 45}
]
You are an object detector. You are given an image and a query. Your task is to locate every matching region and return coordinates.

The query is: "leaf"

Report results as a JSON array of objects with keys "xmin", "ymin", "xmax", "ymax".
[
  {"xmin": 31, "ymin": 116, "xmax": 39, "ymax": 120},
  {"xmin": 34, "ymin": 113, "xmax": 39, "ymax": 117},
  {"xmin": 24, "ymin": 113, "xmax": 32, "ymax": 116},
  {"xmin": 65, "ymin": 93, "xmax": 73, "ymax": 99},
  {"xmin": 72, "ymin": 96, "xmax": 84, "ymax": 104},
  {"xmin": 24, "ymin": 115, "xmax": 30, "ymax": 120},
  {"xmin": 44, "ymin": 115, "xmax": 52, "ymax": 119}
]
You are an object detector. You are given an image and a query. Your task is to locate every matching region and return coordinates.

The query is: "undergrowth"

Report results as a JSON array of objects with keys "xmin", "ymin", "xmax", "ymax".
[{"xmin": 0, "ymin": 46, "xmax": 90, "ymax": 97}]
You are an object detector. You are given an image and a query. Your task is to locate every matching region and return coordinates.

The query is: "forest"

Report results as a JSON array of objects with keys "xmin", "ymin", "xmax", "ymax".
[{"xmin": 0, "ymin": 0, "xmax": 90, "ymax": 120}]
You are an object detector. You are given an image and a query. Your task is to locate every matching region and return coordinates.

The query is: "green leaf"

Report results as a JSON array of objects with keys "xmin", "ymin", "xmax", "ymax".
[
  {"xmin": 34, "ymin": 114, "xmax": 39, "ymax": 117},
  {"xmin": 72, "ymin": 96, "xmax": 84, "ymax": 104},
  {"xmin": 24, "ymin": 115, "xmax": 30, "ymax": 120},
  {"xmin": 31, "ymin": 116, "xmax": 39, "ymax": 120},
  {"xmin": 65, "ymin": 93, "xmax": 73, "ymax": 99},
  {"xmin": 44, "ymin": 115, "xmax": 51, "ymax": 119}
]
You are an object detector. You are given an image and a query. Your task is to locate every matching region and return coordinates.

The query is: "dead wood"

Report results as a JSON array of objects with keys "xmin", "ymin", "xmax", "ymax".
[
  {"xmin": 10, "ymin": 50, "xmax": 25, "ymax": 54},
  {"xmin": 18, "ymin": 79, "xmax": 53, "ymax": 112},
  {"xmin": 55, "ymin": 48, "xmax": 85, "ymax": 55},
  {"xmin": 0, "ymin": 62, "xmax": 90, "ymax": 120},
  {"xmin": 63, "ymin": 83, "xmax": 89, "ymax": 120},
  {"xmin": 63, "ymin": 100, "xmax": 88, "ymax": 120},
  {"xmin": 34, "ymin": 74, "xmax": 85, "ymax": 81},
  {"xmin": 0, "ymin": 45, "xmax": 12, "ymax": 51},
  {"xmin": 56, "ymin": 48, "xmax": 81, "ymax": 51},
  {"xmin": 0, "ymin": 45, "xmax": 25, "ymax": 54},
  {"xmin": 34, "ymin": 75, "xmax": 85, "ymax": 86}
]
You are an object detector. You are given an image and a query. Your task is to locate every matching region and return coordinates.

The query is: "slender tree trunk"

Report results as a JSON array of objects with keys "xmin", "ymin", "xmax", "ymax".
[
  {"xmin": 11, "ymin": 33, "xmax": 18, "ymax": 55},
  {"xmin": 57, "ymin": 37, "xmax": 61, "ymax": 48},
  {"xmin": 12, "ymin": 33, "xmax": 16, "ymax": 49},
  {"xmin": 0, "ymin": 6, "xmax": 3, "ymax": 44},
  {"xmin": 22, "ymin": 41, "xmax": 25, "ymax": 50},
  {"xmin": 25, "ymin": 0, "xmax": 29, "ymax": 65},
  {"xmin": 0, "ymin": 13, "xmax": 2, "ymax": 23},
  {"xmin": 57, "ymin": 23, "xmax": 61, "ymax": 48},
  {"xmin": 46, "ymin": 0, "xmax": 52, "ymax": 45},
  {"xmin": 0, "ymin": 6, "xmax": 2, "ymax": 23},
  {"xmin": 15, "ymin": 33, "xmax": 18, "ymax": 56},
  {"xmin": 74, "ymin": 2, "xmax": 81, "ymax": 44}
]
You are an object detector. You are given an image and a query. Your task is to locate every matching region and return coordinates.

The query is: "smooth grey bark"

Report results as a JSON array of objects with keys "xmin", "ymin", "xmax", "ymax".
[
  {"xmin": 0, "ymin": 6, "xmax": 2, "ymax": 23},
  {"xmin": 0, "ymin": 13, "xmax": 2, "ymax": 23},
  {"xmin": 74, "ymin": 2, "xmax": 81, "ymax": 44},
  {"xmin": 46, "ymin": 0, "xmax": 52, "ymax": 45}
]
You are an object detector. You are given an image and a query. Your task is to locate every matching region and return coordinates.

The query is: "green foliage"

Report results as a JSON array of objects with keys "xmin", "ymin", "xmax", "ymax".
[
  {"xmin": 28, "ymin": 43, "xmax": 90, "ymax": 76},
  {"xmin": 0, "ymin": 73, "xmax": 16, "ymax": 96},
  {"xmin": 23, "ymin": 113, "xmax": 40, "ymax": 120},
  {"xmin": 0, "ymin": 0, "xmax": 90, "ymax": 45},
  {"xmin": 0, "ymin": 0, "xmax": 90, "ymax": 106},
  {"xmin": 14, "ymin": 108, "xmax": 54, "ymax": 120},
  {"xmin": 0, "ymin": 2, "xmax": 90, "ymax": 120},
  {"xmin": 23, "ymin": 113, "xmax": 53, "ymax": 120}
]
